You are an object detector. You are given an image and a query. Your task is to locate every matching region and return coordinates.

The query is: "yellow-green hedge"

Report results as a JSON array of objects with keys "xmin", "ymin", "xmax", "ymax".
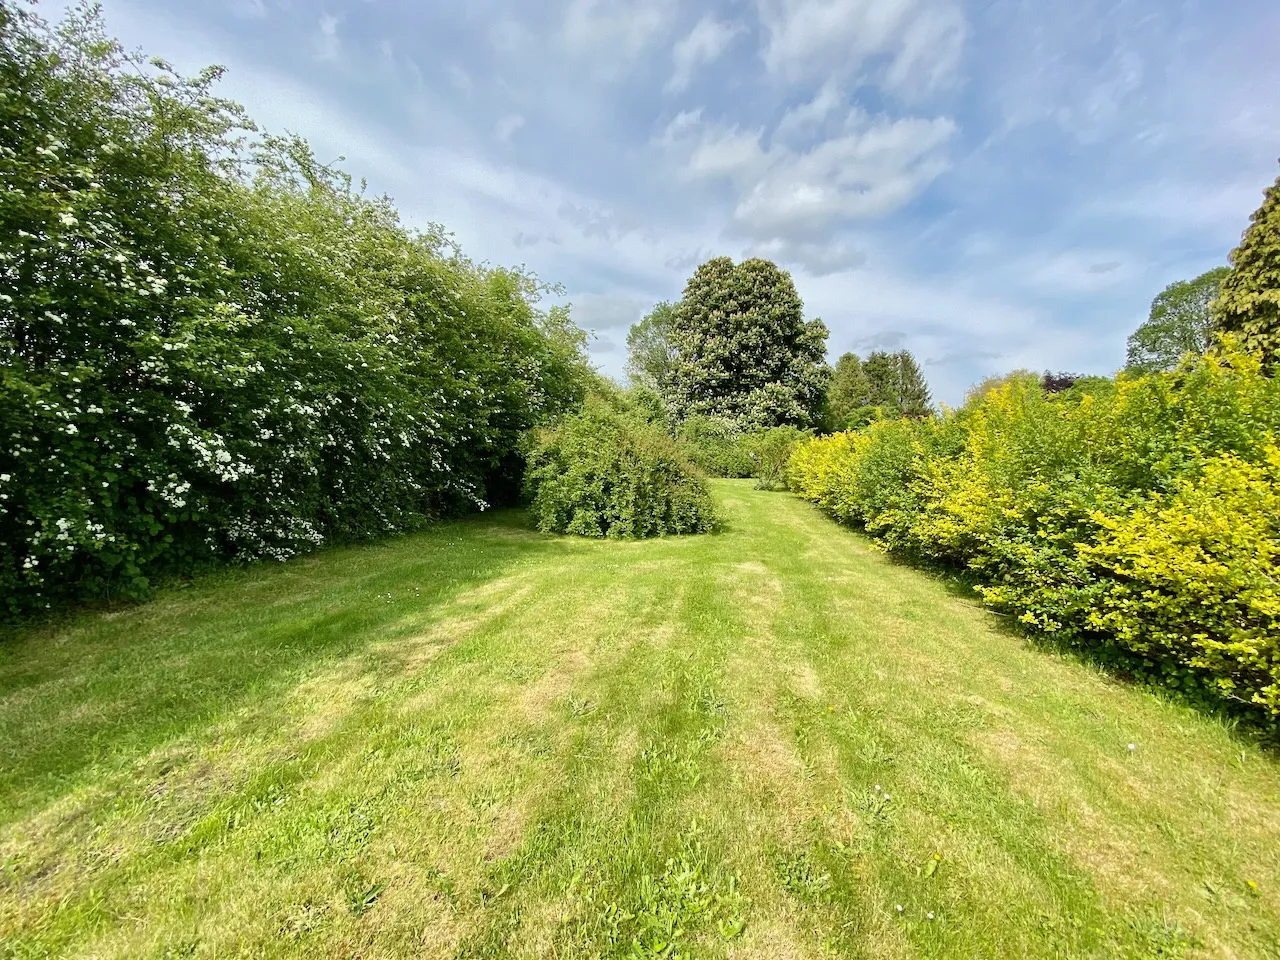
[{"xmin": 789, "ymin": 347, "xmax": 1280, "ymax": 725}]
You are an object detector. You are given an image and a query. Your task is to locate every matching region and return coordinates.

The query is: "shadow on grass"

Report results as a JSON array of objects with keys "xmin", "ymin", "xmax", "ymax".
[{"xmin": 0, "ymin": 508, "xmax": 570, "ymax": 820}]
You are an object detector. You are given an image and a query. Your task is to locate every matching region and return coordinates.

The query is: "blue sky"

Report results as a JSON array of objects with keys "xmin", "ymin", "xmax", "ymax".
[{"xmin": 47, "ymin": 0, "xmax": 1280, "ymax": 404}]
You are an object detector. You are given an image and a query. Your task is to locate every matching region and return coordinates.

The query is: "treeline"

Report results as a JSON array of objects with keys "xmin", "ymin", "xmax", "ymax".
[
  {"xmin": 0, "ymin": 4, "xmax": 590, "ymax": 618},
  {"xmin": 788, "ymin": 167, "xmax": 1280, "ymax": 726}
]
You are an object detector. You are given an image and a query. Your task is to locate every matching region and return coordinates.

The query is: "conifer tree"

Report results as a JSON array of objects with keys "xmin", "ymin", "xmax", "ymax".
[
  {"xmin": 827, "ymin": 352, "xmax": 871, "ymax": 428},
  {"xmin": 893, "ymin": 350, "xmax": 932, "ymax": 418}
]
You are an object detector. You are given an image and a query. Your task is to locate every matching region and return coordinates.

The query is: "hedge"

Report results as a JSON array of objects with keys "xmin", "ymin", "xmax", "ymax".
[
  {"xmin": 788, "ymin": 347, "xmax": 1280, "ymax": 726},
  {"xmin": 0, "ymin": 4, "xmax": 589, "ymax": 618}
]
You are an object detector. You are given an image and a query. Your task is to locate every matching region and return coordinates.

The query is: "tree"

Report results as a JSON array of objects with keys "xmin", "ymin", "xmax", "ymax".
[
  {"xmin": 664, "ymin": 257, "xmax": 829, "ymax": 429},
  {"xmin": 860, "ymin": 350, "xmax": 932, "ymax": 419},
  {"xmin": 1041, "ymin": 371, "xmax": 1083, "ymax": 393},
  {"xmin": 893, "ymin": 350, "xmax": 932, "ymax": 418},
  {"xmin": 1215, "ymin": 165, "xmax": 1280, "ymax": 367},
  {"xmin": 1126, "ymin": 267, "xmax": 1230, "ymax": 372},
  {"xmin": 861, "ymin": 351, "xmax": 900, "ymax": 413},
  {"xmin": 626, "ymin": 301, "xmax": 676, "ymax": 391},
  {"xmin": 827, "ymin": 352, "xmax": 871, "ymax": 429}
]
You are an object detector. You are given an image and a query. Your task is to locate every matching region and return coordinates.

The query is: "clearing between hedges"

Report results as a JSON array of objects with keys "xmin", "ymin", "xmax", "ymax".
[{"xmin": 2, "ymin": 481, "xmax": 1278, "ymax": 959}]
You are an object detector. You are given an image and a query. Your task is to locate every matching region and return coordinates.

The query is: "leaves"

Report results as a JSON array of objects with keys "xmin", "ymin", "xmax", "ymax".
[
  {"xmin": 664, "ymin": 257, "xmax": 829, "ymax": 431},
  {"xmin": 1126, "ymin": 267, "xmax": 1230, "ymax": 373},
  {"xmin": 1216, "ymin": 167, "xmax": 1280, "ymax": 368},
  {"xmin": 789, "ymin": 345, "xmax": 1280, "ymax": 727},
  {"xmin": 0, "ymin": 3, "xmax": 591, "ymax": 619},
  {"xmin": 523, "ymin": 394, "xmax": 719, "ymax": 539}
]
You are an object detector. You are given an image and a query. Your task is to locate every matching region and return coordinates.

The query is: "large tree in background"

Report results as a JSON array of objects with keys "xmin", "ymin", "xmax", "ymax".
[
  {"xmin": 625, "ymin": 300, "xmax": 676, "ymax": 391},
  {"xmin": 827, "ymin": 352, "xmax": 871, "ymax": 428},
  {"xmin": 1215, "ymin": 166, "xmax": 1280, "ymax": 367},
  {"xmin": 826, "ymin": 349, "xmax": 932, "ymax": 427},
  {"xmin": 860, "ymin": 350, "xmax": 933, "ymax": 419},
  {"xmin": 893, "ymin": 351, "xmax": 932, "ymax": 417},
  {"xmin": 1126, "ymin": 267, "xmax": 1229, "ymax": 372},
  {"xmin": 665, "ymin": 257, "xmax": 829, "ymax": 429}
]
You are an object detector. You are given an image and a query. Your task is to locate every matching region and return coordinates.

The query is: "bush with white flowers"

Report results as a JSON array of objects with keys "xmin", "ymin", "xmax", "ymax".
[{"xmin": 0, "ymin": 3, "xmax": 590, "ymax": 618}]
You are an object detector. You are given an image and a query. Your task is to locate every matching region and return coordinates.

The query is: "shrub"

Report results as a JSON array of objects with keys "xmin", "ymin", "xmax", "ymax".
[
  {"xmin": 0, "ymin": 5, "xmax": 589, "ymax": 618},
  {"xmin": 744, "ymin": 426, "xmax": 811, "ymax": 491},
  {"xmin": 675, "ymin": 415, "xmax": 755, "ymax": 478},
  {"xmin": 523, "ymin": 398, "xmax": 719, "ymax": 538},
  {"xmin": 788, "ymin": 346, "xmax": 1280, "ymax": 726}
]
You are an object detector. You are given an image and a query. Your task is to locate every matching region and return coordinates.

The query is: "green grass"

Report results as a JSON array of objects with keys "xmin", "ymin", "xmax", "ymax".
[{"xmin": 2, "ymin": 480, "xmax": 1278, "ymax": 959}]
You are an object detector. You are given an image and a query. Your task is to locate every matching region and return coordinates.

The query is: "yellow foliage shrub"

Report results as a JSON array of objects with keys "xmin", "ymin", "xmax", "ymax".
[{"xmin": 788, "ymin": 346, "xmax": 1280, "ymax": 727}]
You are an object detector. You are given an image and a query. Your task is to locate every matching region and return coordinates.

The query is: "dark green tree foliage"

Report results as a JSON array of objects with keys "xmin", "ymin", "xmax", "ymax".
[
  {"xmin": 665, "ymin": 257, "xmax": 829, "ymax": 430},
  {"xmin": 1216, "ymin": 166, "xmax": 1280, "ymax": 367},
  {"xmin": 523, "ymin": 395, "xmax": 718, "ymax": 538},
  {"xmin": 893, "ymin": 350, "xmax": 932, "ymax": 418},
  {"xmin": 626, "ymin": 301, "xmax": 676, "ymax": 391},
  {"xmin": 840, "ymin": 350, "xmax": 933, "ymax": 422},
  {"xmin": 0, "ymin": 3, "xmax": 590, "ymax": 617},
  {"xmin": 1126, "ymin": 267, "xmax": 1230, "ymax": 373},
  {"xmin": 860, "ymin": 351, "xmax": 901, "ymax": 414},
  {"xmin": 827, "ymin": 352, "xmax": 871, "ymax": 429}
]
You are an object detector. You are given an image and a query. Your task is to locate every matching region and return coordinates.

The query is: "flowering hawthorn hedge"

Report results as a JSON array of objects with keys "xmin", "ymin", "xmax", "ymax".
[
  {"xmin": 789, "ymin": 348, "xmax": 1280, "ymax": 727},
  {"xmin": 0, "ymin": 4, "xmax": 589, "ymax": 618}
]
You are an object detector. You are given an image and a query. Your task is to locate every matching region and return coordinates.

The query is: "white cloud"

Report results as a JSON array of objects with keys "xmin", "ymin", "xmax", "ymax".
[
  {"xmin": 757, "ymin": 0, "xmax": 966, "ymax": 95},
  {"xmin": 748, "ymin": 237, "xmax": 867, "ymax": 276},
  {"xmin": 561, "ymin": 0, "xmax": 676, "ymax": 77},
  {"xmin": 569, "ymin": 293, "xmax": 651, "ymax": 333},
  {"xmin": 1026, "ymin": 251, "xmax": 1134, "ymax": 294},
  {"xmin": 230, "ymin": 0, "xmax": 266, "ymax": 19},
  {"xmin": 490, "ymin": 17, "xmax": 530, "ymax": 54},
  {"xmin": 666, "ymin": 17, "xmax": 743, "ymax": 94},
  {"xmin": 884, "ymin": 3, "xmax": 966, "ymax": 95},
  {"xmin": 664, "ymin": 107, "xmax": 955, "ymax": 241},
  {"xmin": 774, "ymin": 80, "xmax": 844, "ymax": 143},
  {"xmin": 63, "ymin": 0, "xmax": 1275, "ymax": 404}
]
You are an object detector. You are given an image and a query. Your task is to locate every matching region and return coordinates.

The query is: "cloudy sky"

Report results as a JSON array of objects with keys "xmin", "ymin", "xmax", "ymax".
[{"xmin": 46, "ymin": 0, "xmax": 1280, "ymax": 404}]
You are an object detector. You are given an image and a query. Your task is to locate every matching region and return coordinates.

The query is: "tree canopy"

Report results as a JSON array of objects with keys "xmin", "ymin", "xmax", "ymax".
[
  {"xmin": 1126, "ymin": 267, "xmax": 1230, "ymax": 373},
  {"xmin": 827, "ymin": 352, "xmax": 871, "ymax": 429},
  {"xmin": 1215, "ymin": 166, "xmax": 1280, "ymax": 367},
  {"xmin": 664, "ymin": 257, "xmax": 829, "ymax": 430},
  {"xmin": 625, "ymin": 301, "xmax": 675, "ymax": 392}
]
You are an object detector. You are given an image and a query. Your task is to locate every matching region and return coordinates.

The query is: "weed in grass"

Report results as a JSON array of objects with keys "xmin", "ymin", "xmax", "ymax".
[{"xmin": 775, "ymin": 847, "xmax": 835, "ymax": 902}]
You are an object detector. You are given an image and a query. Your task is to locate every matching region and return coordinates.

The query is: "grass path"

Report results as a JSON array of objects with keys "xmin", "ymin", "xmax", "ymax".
[{"xmin": 2, "ymin": 481, "xmax": 1279, "ymax": 958}]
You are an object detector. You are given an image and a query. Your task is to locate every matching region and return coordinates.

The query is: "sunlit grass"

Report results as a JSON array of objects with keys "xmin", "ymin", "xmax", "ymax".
[{"xmin": 2, "ymin": 481, "xmax": 1278, "ymax": 958}]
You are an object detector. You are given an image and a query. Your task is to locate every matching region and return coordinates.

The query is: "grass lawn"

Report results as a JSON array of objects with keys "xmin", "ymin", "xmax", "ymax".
[{"xmin": 2, "ymin": 480, "xmax": 1278, "ymax": 959}]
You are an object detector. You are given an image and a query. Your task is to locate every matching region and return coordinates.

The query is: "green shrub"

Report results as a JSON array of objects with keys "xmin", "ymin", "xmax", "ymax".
[
  {"xmin": 0, "ymin": 5, "xmax": 589, "ymax": 618},
  {"xmin": 743, "ymin": 426, "xmax": 811, "ymax": 491},
  {"xmin": 675, "ymin": 415, "xmax": 755, "ymax": 478},
  {"xmin": 524, "ymin": 398, "xmax": 719, "ymax": 538},
  {"xmin": 789, "ymin": 346, "xmax": 1280, "ymax": 726}
]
